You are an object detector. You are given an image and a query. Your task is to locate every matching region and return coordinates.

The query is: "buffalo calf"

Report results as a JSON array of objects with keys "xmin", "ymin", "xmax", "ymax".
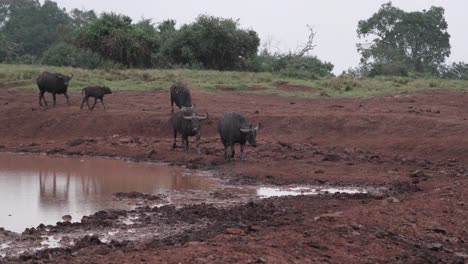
[{"xmin": 80, "ymin": 86, "xmax": 112, "ymax": 110}]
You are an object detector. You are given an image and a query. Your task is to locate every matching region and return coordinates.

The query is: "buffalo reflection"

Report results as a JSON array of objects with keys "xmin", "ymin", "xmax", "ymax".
[{"xmin": 0, "ymin": 153, "xmax": 216, "ymax": 232}]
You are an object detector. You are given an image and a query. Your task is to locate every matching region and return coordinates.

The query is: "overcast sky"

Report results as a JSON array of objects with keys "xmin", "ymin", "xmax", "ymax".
[{"xmin": 52, "ymin": 0, "xmax": 468, "ymax": 73}]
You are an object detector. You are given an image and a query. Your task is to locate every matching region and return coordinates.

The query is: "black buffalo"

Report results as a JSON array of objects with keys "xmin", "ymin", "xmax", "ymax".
[
  {"xmin": 170, "ymin": 81, "xmax": 193, "ymax": 112},
  {"xmin": 80, "ymin": 86, "xmax": 112, "ymax": 110},
  {"xmin": 218, "ymin": 112, "xmax": 261, "ymax": 160},
  {"xmin": 171, "ymin": 108, "xmax": 208, "ymax": 154},
  {"xmin": 36, "ymin": 71, "xmax": 73, "ymax": 106}
]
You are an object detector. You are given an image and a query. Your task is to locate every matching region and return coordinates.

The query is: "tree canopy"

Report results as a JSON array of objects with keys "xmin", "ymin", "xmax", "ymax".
[{"xmin": 357, "ymin": 2, "xmax": 451, "ymax": 75}]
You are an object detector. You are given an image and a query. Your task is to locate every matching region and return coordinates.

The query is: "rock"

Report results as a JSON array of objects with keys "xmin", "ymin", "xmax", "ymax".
[
  {"xmin": 119, "ymin": 137, "xmax": 133, "ymax": 144},
  {"xmin": 68, "ymin": 138, "xmax": 85, "ymax": 147},
  {"xmin": 410, "ymin": 170, "xmax": 426, "ymax": 178},
  {"xmin": 382, "ymin": 197, "xmax": 400, "ymax": 205},
  {"xmin": 426, "ymin": 242, "xmax": 443, "ymax": 251},
  {"xmin": 225, "ymin": 228, "xmax": 245, "ymax": 236},
  {"xmin": 293, "ymin": 154, "xmax": 304, "ymax": 160},
  {"xmin": 322, "ymin": 154, "xmax": 341, "ymax": 162},
  {"xmin": 256, "ymin": 257, "xmax": 267, "ymax": 263},
  {"xmin": 431, "ymin": 227, "xmax": 447, "ymax": 234},
  {"xmin": 314, "ymin": 212, "xmax": 343, "ymax": 222},
  {"xmin": 46, "ymin": 148, "xmax": 65, "ymax": 155},
  {"xmin": 147, "ymin": 150, "xmax": 157, "ymax": 159},
  {"xmin": 308, "ymin": 240, "xmax": 328, "ymax": 250}
]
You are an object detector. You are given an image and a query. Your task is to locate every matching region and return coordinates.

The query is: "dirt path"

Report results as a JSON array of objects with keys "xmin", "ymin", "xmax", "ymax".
[{"xmin": 0, "ymin": 89, "xmax": 467, "ymax": 263}]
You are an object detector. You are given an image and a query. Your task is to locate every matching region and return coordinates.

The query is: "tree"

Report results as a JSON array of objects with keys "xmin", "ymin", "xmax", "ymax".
[
  {"xmin": 70, "ymin": 8, "xmax": 97, "ymax": 28},
  {"xmin": 0, "ymin": 0, "xmax": 72, "ymax": 56},
  {"xmin": 357, "ymin": 2, "xmax": 451, "ymax": 75},
  {"xmin": 161, "ymin": 15, "xmax": 260, "ymax": 70},
  {"xmin": 439, "ymin": 62, "xmax": 468, "ymax": 80},
  {"xmin": 74, "ymin": 13, "xmax": 159, "ymax": 67}
]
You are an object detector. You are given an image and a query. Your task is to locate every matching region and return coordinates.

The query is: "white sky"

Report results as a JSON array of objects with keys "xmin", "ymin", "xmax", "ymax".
[{"xmin": 52, "ymin": 0, "xmax": 468, "ymax": 73}]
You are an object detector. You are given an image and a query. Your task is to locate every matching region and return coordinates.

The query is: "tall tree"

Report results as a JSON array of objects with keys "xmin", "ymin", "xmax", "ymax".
[
  {"xmin": 0, "ymin": 0, "xmax": 71, "ymax": 56},
  {"xmin": 161, "ymin": 15, "xmax": 260, "ymax": 70},
  {"xmin": 357, "ymin": 2, "xmax": 451, "ymax": 74},
  {"xmin": 74, "ymin": 13, "xmax": 159, "ymax": 67}
]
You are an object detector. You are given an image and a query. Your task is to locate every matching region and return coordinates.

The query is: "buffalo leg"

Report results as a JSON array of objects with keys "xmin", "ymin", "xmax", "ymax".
[
  {"xmin": 240, "ymin": 144, "xmax": 246, "ymax": 160},
  {"xmin": 172, "ymin": 129, "xmax": 177, "ymax": 149},
  {"xmin": 230, "ymin": 143, "xmax": 235, "ymax": 158},
  {"xmin": 183, "ymin": 136, "xmax": 189, "ymax": 153},
  {"xmin": 99, "ymin": 97, "xmax": 106, "ymax": 110},
  {"xmin": 221, "ymin": 139, "xmax": 229, "ymax": 160},
  {"xmin": 91, "ymin": 98, "xmax": 98, "ymax": 110},
  {"xmin": 42, "ymin": 92, "xmax": 48, "ymax": 106},
  {"xmin": 64, "ymin": 93, "xmax": 70, "ymax": 106},
  {"xmin": 196, "ymin": 134, "xmax": 201, "ymax": 154},
  {"xmin": 39, "ymin": 91, "xmax": 45, "ymax": 106},
  {"xmin": 171, "ymin": 97, "xmax": 174, "ymax": 113},
  {"xmin": 80, "ymin": 96, "xmax": 87, "ymax": 109},
  {"xmin": 86, "ymin": 97, "xmax": 91, "ymax": 109},
  {"xmin": 52, "ymin": 93, "xmax": 57, "ymax": 106}
]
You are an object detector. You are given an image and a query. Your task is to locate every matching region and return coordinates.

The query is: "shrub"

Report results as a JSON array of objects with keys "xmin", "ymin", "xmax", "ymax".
[{"xmin": 249, "ymin": 53, "xmax": 334, "ymax": 80}]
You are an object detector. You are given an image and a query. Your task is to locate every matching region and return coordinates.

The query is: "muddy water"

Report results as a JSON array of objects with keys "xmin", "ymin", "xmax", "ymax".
[{"xmin": 0, "ymin": 153, "xmax": 217, "ymax": 233}]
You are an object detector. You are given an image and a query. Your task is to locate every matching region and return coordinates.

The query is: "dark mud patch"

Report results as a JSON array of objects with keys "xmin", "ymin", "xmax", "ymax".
[
  {"xmin": 10, "ymin": 201, "xmax": 289, "ymax": 262},
  {"xmin": 114, "ymin": 192, "xmax": 165, "ymax": 201}
]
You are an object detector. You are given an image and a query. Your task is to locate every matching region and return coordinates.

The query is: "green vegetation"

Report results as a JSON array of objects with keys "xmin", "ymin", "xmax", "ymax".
[
  {"xmin": 357, "ymin": 2, "xmax": 451, "ymax": 76},
  {"xmin": 1, "ymin": 64, "xmax": 466, "ymax": 99},
  {"xmin": 0, "ymin": 0, "xmax": 332, "ymax": 77},
  {"xmin": 0, "ymin": 0, "xmax": 466, "ymax": 83}
]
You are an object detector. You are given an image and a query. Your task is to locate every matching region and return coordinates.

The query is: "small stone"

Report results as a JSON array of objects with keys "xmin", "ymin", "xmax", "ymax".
[
  {"xmin": 256, "ymin": 257, "xmax": 266, "ymax": 263},
  {"xmin": 426, "ymin": 242, "xmax": 443, "ymax": 251},
  {"xmin": 322, "ymin": 154, "xmax": 341, "ymax": 162},
  {"xmin": 382, "ymin": 197, "xmax": 400, "ymax": 205},
  {"xmin": 119, "ymin": 137, "xmax": 133, "ymax": 144},
  {"xmin": 225, "ymin": 228, "xmax": 245, "ymax": 236},
  {"xmin": 430, "ymin": 227, "xmax": 447, "ymax": 234}
]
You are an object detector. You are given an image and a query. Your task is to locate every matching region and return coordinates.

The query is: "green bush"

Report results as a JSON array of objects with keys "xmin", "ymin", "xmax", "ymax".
[
  {"xmin": 249, "ymin": 53, "xmax": 334, "ymax": 80},
  {"xmin": 159, "ymin": 15, "xmax": 260, "ymax": 70},
  {"xmin": 439, "ymin": 62, "xmax": 468, "ymax": 80}
]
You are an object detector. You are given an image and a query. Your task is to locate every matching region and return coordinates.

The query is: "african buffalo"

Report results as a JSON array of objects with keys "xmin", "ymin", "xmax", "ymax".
[
  {"xmin": 80, "ymin": 86, "xmax": 112, "ymax": 110},
  {"xmin": 170, "ymin": 81, "xmax": 192, "ymax": 112},
  {"xmin": 218, "ymin": 112, "xmax": 261, "ymax": 160},
  {"xmin": 36, "ymin": 71, "xmax": 73, "ymax": 106},
  {"xmin": 172, "ymin": 108, "xmax": 208, "ymax": 154}
]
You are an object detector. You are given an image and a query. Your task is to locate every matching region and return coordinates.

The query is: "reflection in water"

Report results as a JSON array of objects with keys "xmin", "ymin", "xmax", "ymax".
[{"xmin": 0, "ymin": 153, "xmax": 216, "ymax": 233}]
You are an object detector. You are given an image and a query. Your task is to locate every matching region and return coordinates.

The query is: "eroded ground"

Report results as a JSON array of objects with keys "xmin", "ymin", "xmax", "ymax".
[{"xmin": 0, "ymin": 88, "xmax": 467, "ymax": 263}]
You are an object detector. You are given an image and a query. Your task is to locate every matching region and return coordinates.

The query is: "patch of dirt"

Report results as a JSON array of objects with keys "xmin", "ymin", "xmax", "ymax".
[{"xmin": 0, "ymin": 88, "xmax": 467, "ymax": 263}]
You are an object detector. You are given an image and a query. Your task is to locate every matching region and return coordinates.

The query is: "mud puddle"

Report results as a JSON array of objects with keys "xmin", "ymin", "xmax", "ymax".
[
  {"xmin": 0, "ymin": 153, "xmax": 385, "ymax": 260},
  {"xmin": 0, "ymin": 153, "xmax": 218, "ymax": 233}
]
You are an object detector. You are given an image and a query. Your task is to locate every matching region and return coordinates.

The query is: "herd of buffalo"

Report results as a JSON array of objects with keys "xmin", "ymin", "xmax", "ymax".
[{"xmin": 35, "ymin": 71, "xmax": 261, "ymax": 160}]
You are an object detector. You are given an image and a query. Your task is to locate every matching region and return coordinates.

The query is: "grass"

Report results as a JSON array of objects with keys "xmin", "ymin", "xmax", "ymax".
[{"xmin": 0, "ymin": 64, "xmax": 467, "ymax": 98}]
